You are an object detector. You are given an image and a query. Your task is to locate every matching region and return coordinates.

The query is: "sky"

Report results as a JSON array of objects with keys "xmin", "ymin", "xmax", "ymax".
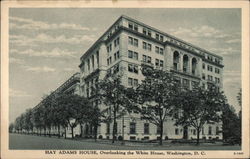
[{"xmin": 9, "ymin": 8, "xmax": 242, "ymax": 123}]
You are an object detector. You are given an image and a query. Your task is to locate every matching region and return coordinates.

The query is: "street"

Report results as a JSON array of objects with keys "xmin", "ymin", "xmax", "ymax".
[{"xmin": 9, "ymin": 133, "xmax": 241, "ymax": 150}]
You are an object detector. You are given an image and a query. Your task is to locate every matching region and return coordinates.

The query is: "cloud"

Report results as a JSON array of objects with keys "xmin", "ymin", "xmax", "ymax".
[
  {"xmin": 10, "ymin": 48, "xmax": 76, "ymax": 58},
  {"xmin": 9, "ymin": 57, "xmax": 24, "ymax": 64},
  {"xmin": 10, "ymin": 88, "xmax": 31, "ymax": 97},
  {"xmin": 210, "ymin": 47, "xmax": 239, "ymax": 56},
  {"xmin": 25, "ymin": 66, "xmax": 56, "ymax": 73},
  {"xmin": 9, "ymin": 33, "xmax": 95, "ymax": 46},
  {"xmin": 10, "ymin": 16, "xmax": 91, "ymax": 31},
  {"xmin": 172, "ymin": 25, "xmax": 231, "ymax": 39},
  {"xmin": 63, "ymin": 68, "xmax": 76, "ymax": 72},
  {"xmin": 226, "ymin": 38, "xmax": 241, "ymax": 44}
]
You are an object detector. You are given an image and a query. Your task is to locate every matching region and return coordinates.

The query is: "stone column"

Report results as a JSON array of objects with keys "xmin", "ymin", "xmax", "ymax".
[{"xmin": 179, "ymin": 53, "xmax": 183, "ymax": 72}]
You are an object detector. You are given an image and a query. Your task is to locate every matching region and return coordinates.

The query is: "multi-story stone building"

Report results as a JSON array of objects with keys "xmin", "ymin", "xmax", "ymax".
[{"xmin": 78, "ymin": 15, "xmax": 224, "ymax": 141}]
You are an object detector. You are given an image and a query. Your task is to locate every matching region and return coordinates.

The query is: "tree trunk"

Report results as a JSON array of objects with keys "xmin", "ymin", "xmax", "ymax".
[
  {"xmin": 80, "ymin": 123, "xmax": 83, "ymax": 138},
  {"xmin": 71, "ymin": 126, "xmax": 74, "ymax": 139},
  {"xmin": 159, "ymin": 121, "xmax": 163, "ymax": 146},
  {"xmin": 94, "ymin": 125, "xmax": 98, "ymax": 142},
  {"xmin": 196, "ymin": 128, "xmax": 200, "ymax": 145},
  {"xmin": 64, "ymin": 127, "xmax": 67, "ymax": 139},
  {"xmin": 183, "ymin": 125, "xmax": 188, "ymax": 139},
  {"xmin": 49, "ymin": 126, "xmax": 51, "ymax": 137},
  {"xmin": 57, "ymin": 125, "xmax": 60, "ymax": 138},
  {"xmin": 112, "ymin": 109, "xmax": 117, "ymax": 144},
  {"xmin": 44, "ymin": 127, "xmax": 46, "ymax": 136}
]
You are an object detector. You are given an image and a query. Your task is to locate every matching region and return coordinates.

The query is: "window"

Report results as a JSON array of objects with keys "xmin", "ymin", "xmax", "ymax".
[
  {"xmin": 106, "ymin": 123, "xmax": 110, "ymax": 134},
  {"xmin": 147, "ymin": 56, "xmax": 151, "ymax": 63},
  {"xmin": 143, "ymin": 41, "xmax": 152, "ymax": 51},
  {"xmin": 128, "ymin": 37, "xmax": 138, "ymax": 47},
  {"xmin": 215, "ymin": 77, "xmax": 220, "ymax": 83},
  {"xmin": 155, "ymin": 33, "xmax": 159, "ymax": 40},
  {"xmin": 175, "ymin": 128, "xmax": 179, "ymax": 135},
  {"xmin": 134, "ymin": 24, "xmax": 138, "ymax": 32},
  {"xmin": 143, "ymin": 28, "xmax": 147, "ymax": 35},
  {"xmin": 128, "ymin": 50, "xmax": 138, "ymax": 60},
  {"xmin": 87, "ymin": 59, "xmax": 90, "ymax": 71},
  {"xmin": 96, "ymin": 51, "xmax": 99, "ymax": 67},
  {"xmin": 114, "ymin": 37, "xmax": 120, "ymax": 47},
  {"xmin": 148, "ymin": 30, "xmax": 151, "ymax": 37},
  {"xmin": 128, "ymin": 50, "xmax": 133, "ymax": 58},
  {"xmin": 203, "ymin": 63, "xmax": 205, "ymax": 69},
  {"xmin": 128, "ymin": 22, "xmax": 133, "ymax": 29},
  {"xmin": 159, "ymin": 48, "xmax": 163, "ymax": 55},
  {"xmin": 134, "ymin": 79, "xmax": 138, "ymax": 87},
  {"xmin": 159, "ymin": 60, "xmax": 164, "ymax": 67},
  {"xmin": 202, "ymin": 73, "xmax": 206, "ymax": 80},
  {"xmin": 143, "ymin": 55, "xmax": 147, "ymax": 62},
  {"xmin": 155, "ymin": 46, "xmax": 159, "ymax": 54},
  {"xmin": 215, "ymin": 68, "xmax": 220, "ymax": 74},
  {"xmin": 133, "ymin": 52, "xmax": 138, "ymax": 60},
  {"xmin": 208, "ymin": 126, "xmax": 212, "ymax": 135},
  {"xmin": 144, "ymin": 123, "xmax": 149, "ymax": 134},
  {"xmin": 207, "ymin": 65, "xmax": 213, "ymax": 72},
  {"xmin": 147, "ymin": 43, "xmax": 152, "ymax": 51},
  {"xmin": 113, "ymin": 64, "xmax": 119, "ymax": 74},
  {"xmin": 143, "ymin": 42, "xmax": 147, "ymax": 49},
  {"xmin": 128, "ymin": 78, "xmax": 133, "ymax": 87},
  {"xmin": 155, "ymin": 59, "xmax": 159, "ymax": 66},
  {"xmin": 128, "ymin": 78, "xmax": 139, "ymax": 87},
  {"xmin": 92, "ymin": 55, "xmax": 95, "ymax": 69},
  {"xmin": 208, "ymin": 75, "xmax": 213, "ymax": 81},
  {"xmin": 216, "ymin": 126, "xmax": 219, "ymax": 135},
  {"xmin": 128, "ymin": 63, "xmax": 139, "ymax": 74},
  {"xmin": 130, "ymin": 122, "xmax": 136, "ymax": 134},
  {"xmin": 134, "ymin": 39, "xmax": 138, "ymax": 46},
  {"xmin": 160, "ymin": 35, "xmax": 164, "ymax": 42}
]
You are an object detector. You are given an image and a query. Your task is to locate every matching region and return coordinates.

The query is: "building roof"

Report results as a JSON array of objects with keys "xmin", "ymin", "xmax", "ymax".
[{"xmin": 80, "ymin": 15, "xmax": 223, "ymax": 61}]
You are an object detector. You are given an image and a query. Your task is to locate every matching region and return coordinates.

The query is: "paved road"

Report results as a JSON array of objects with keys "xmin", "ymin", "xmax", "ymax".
[{"xmin": 9, "ymin": 133, "xmax": 241, "ymax": 150}]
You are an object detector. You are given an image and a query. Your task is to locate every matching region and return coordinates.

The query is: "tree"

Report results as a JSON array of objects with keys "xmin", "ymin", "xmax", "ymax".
[
  {"xmin": 9, "ymin": 123, "xmax": 14, "ymax": 133},
  {"xmin": 173, "ymin": 85, "xmax": 226, "ymax": 145},
  {"xmin": 135, "ymin": 67, "xmax": 180, "ymax": 145},
  {"xmin": 54, "ymin": 93, "xmax": 91, "ymax": 139},
  {"xmin": 23, "ymin": 109, "xmax": 33, "ymax": 134},
  {"xmin": 221, "ymin": 104, "xmax": 241, "ymax": 142},
  {"xmin": 97, "ymin": 74, "xmax": 131, "ymax": 143}
]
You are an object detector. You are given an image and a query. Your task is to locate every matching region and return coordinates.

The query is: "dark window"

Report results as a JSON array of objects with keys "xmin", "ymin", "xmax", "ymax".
[
  {"xmin": 155, "ymin": 59, "xmax": 159, "ymax": 66},
  {"xmin": 155, "ymin": 46, "xmax": 159, "ymax": 53},
  {"xmin": 134, "ymin": 79, "xmax": 138, "ymax": 87},
  {"xmin": 216, "ymin": 126, "xmax": 219, "ymax": 135},
  {"xmin": 148, "ymin": 30, "xmax": 151, "ymax": 37},
  {"xmin": 128, "ymin": 78, "xmax": 133, "ymax": 86},
  {"xmin": 143, "ymin": 28, "xmax": 147, "ymax": 35},
  {"xmin": 128, "ymin": 50, "xmax": 133, "ymax": 58},
  {"xmin": 130, "ymin": 122, "xmax": 136, "ymax": 134},
  {"xmin": 143, "ymin": 55, "xmax": 147, "ymax": 62},
  {"xmin": 159, "ymin": 48, "xmax": 163, "ymax": 55},
  {"xmin": 208, "ymin": 126, "xmax": 212, "ymax": 135},
  {"xmin": 128, "ymin": 23, "xmax": 133, "ymax": 29},
  {"xmin": 144, "ymin": 123, "xmax": 149, "ymax": 134},
  {"xmin": 202, "ymin": 63, "xmax": 205, "ymax": 69},
  {"xmin": 159, "ymin": 60, "xmax": 164, "ymax": 67},
  {"xmin": 175, "ymin": 128, "xmax": 179, "ymax": 135},
  {"xmin": 96, "ymin": 51, "xmax": 99, "ymax": 67},
  {"xmin": 155, "ymin": 33, "xmax": 159, "ymax": 40},
  {"xmin": 147, "ymin": 56, "xmax": 151, "ymax": 63},
  {"xmin": 160, "ymin": 35, "xmax": 163, "ymax": 42},
  {"xmin": 143, "ymin": 42, "xmax": 147, "ymax": 49},
  {"xmin": 134, "ymin": 24, "xmax": 138, "ymax": 32},
  {"xmin": 134, "ymin": 39, "xmax": 138, "ymax": 47},
  {"xmin": 133, "ymin": 52, "xmax": 138, "ymax": 60},
  {"xmin": 147, "ymin": 43, "xmax": 152, "ymax": 51},
  {"xmin": 106, "ymin": 123, "xmax": 110, "ymax": 134}
]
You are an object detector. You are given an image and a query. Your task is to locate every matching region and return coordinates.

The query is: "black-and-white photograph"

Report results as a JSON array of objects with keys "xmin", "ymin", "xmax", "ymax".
[{"xmin": 1, "ymin": 1, "xmax": 249, "ymax": 158}]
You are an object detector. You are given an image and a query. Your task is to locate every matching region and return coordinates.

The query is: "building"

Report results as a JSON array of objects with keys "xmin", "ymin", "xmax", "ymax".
[
  {"xmin": 78, "ymin": 15, "xmax": 224, "ymax": 141},
  {"xmin": 32, "ymin": 72, "xmax": 81, "ymax": 137}
]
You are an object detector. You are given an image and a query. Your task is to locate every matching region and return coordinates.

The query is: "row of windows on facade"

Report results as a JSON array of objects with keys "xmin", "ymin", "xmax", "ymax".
[
  {"xmin": 107, "ymin": 37, "xmax": 120, "ymax": 53},
  {"xmin": 207, "ymin": 54, "xmax": 221, "ymax": 64},
  {"xmin": 106, "ymin": 122, "xmax": 219, "ymax": 136},
  {"xmin": 128, "ymin": 22, "xmax": 164, "ymax": 42},
  {"xmin": 203, "ymin": 63, "xmax": 220, "ymax": 74},
  {"xmin": 128, "ymin": 21, "xmax": 221, "ymax": 65},
  {"xmin": 128, "ymin": 36, "xmax": 164, "ymax": 55},
  {"xmin": 107, "ymin": 51, "xmax": 120, "ymax": 66},
  {"xmin": 202, "ymin": 74, "xmax": 220, "ymax": 83},
  {"xmin": 81, "ymin": 51, "xmax": 100, "ymax": 73},
  {"xmin": 85, "ymin": 77, "xmax": 99, "ymax": 98}
]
